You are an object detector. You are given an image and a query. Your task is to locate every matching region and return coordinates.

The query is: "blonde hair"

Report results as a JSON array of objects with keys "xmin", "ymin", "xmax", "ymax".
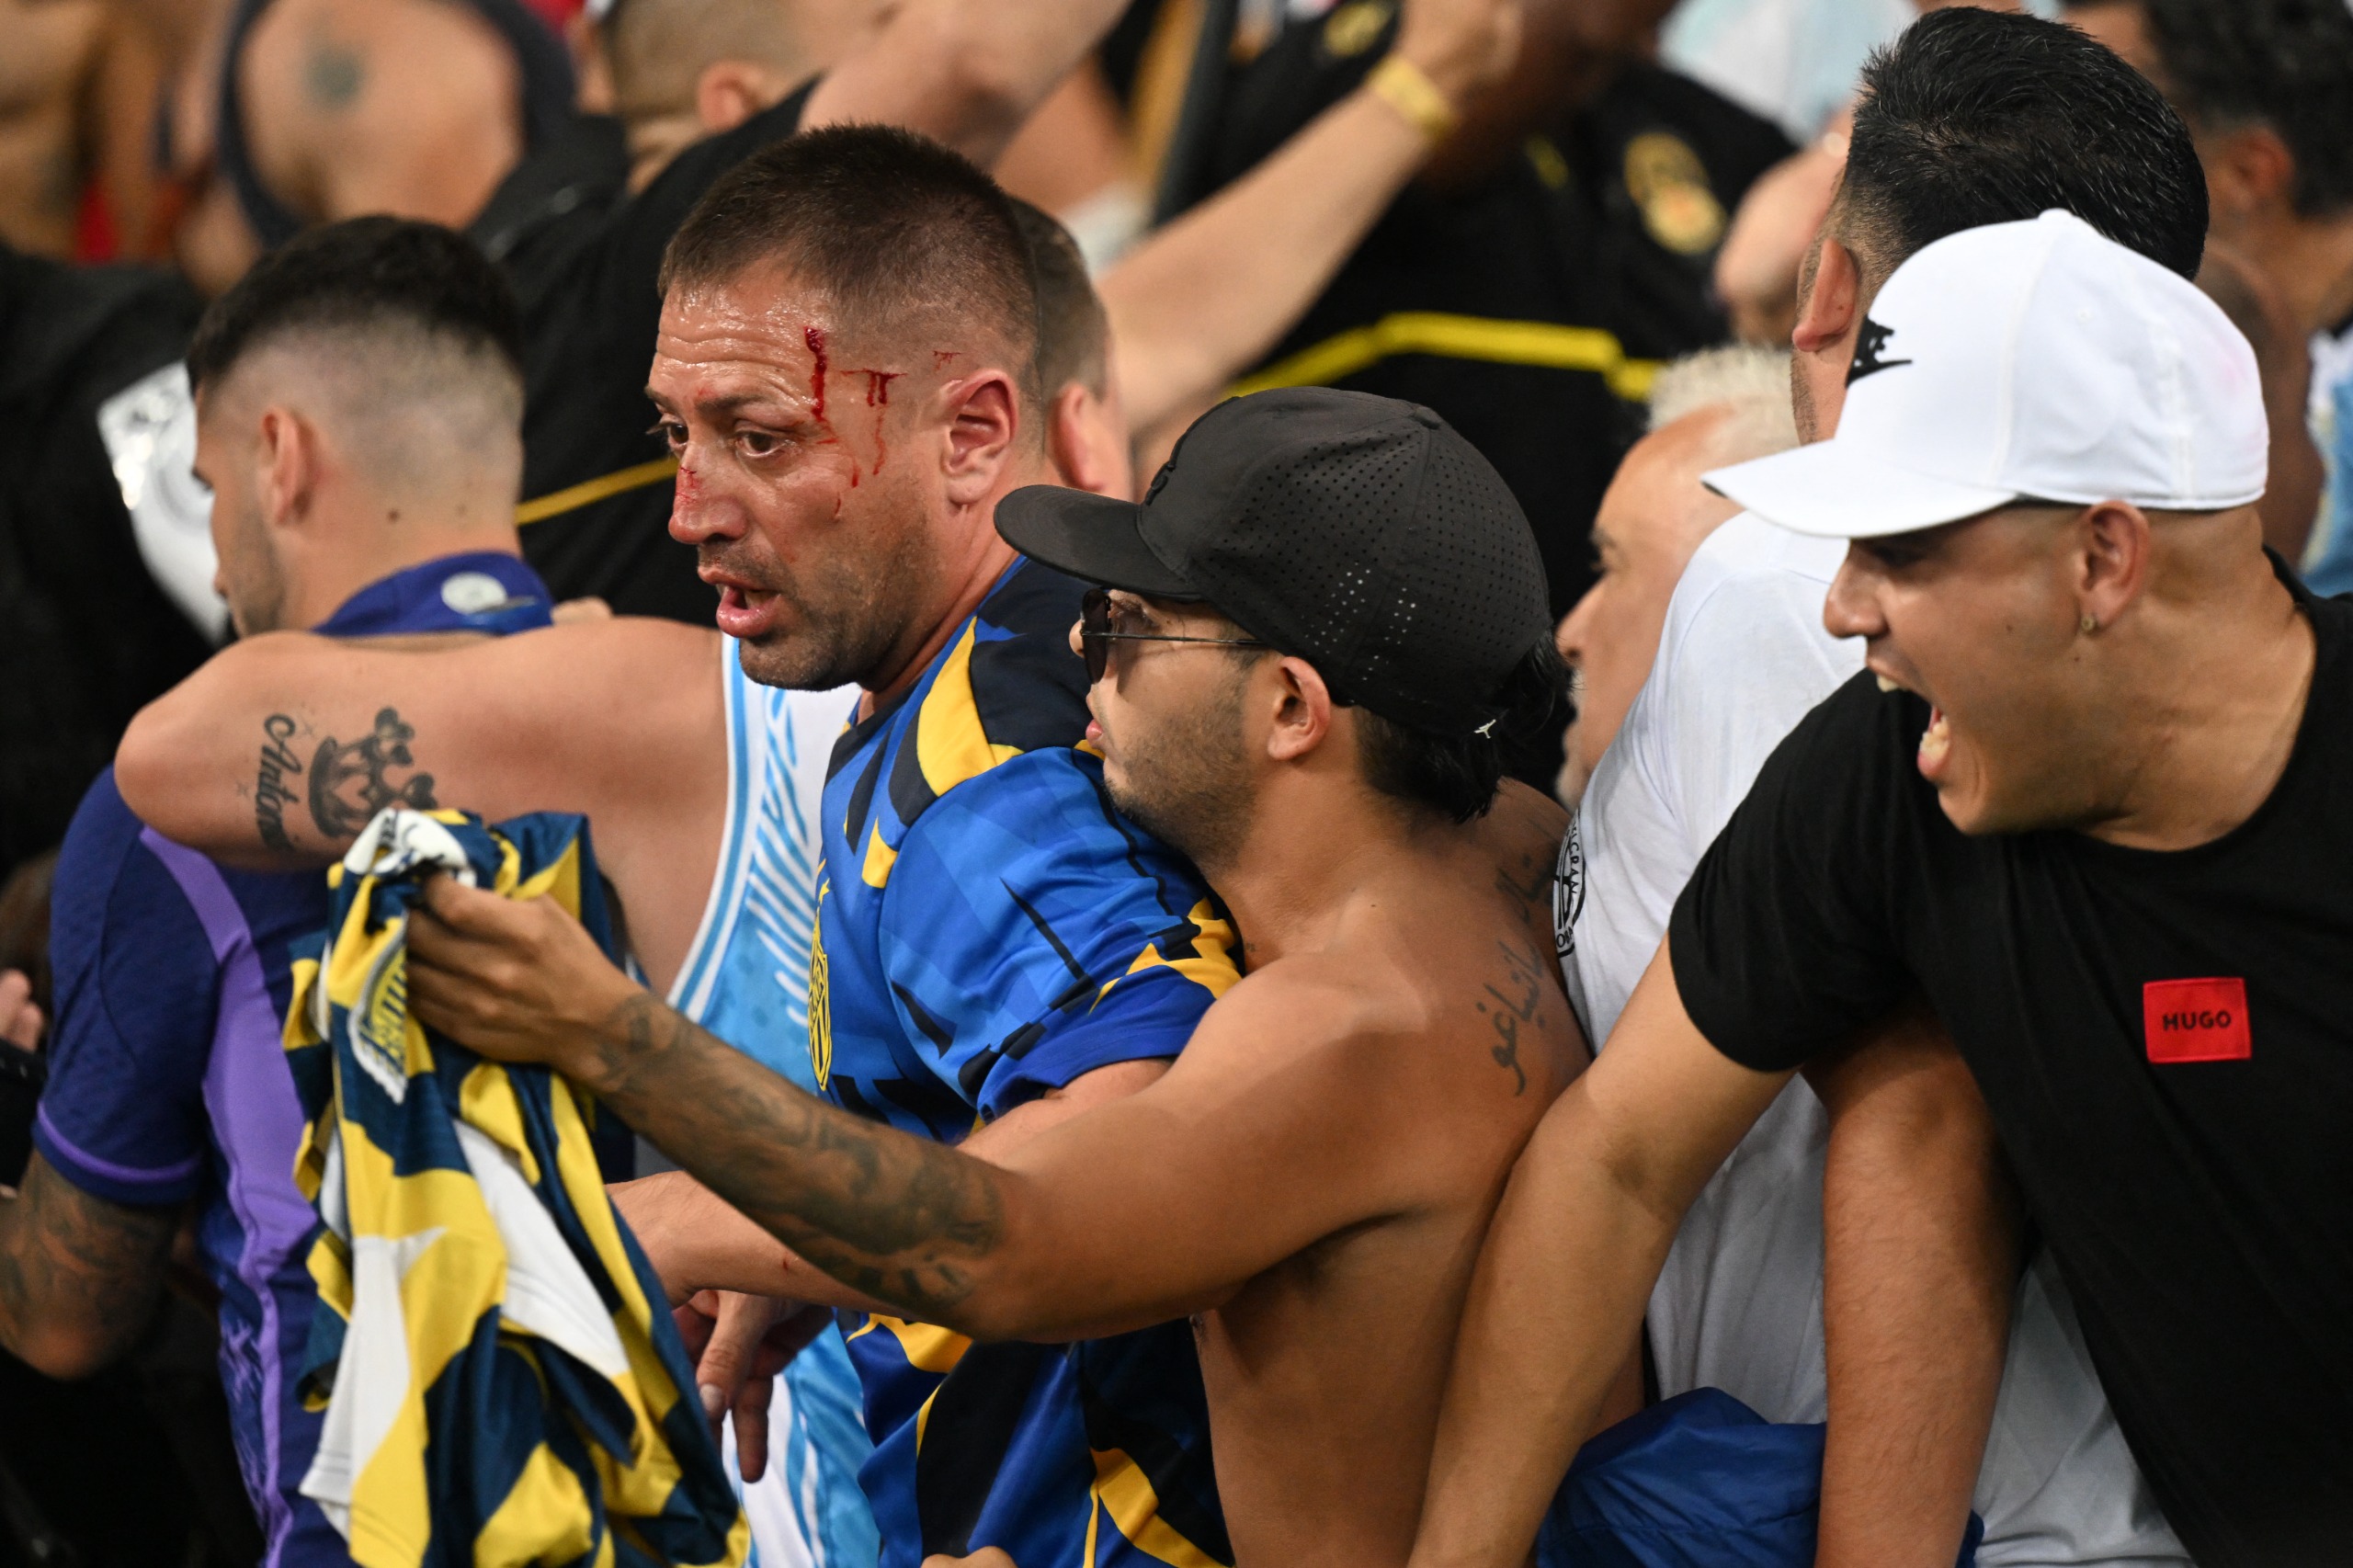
[{"xmin": 1646, "ymin": 345, "xmax": 1799, "ymax": 465}]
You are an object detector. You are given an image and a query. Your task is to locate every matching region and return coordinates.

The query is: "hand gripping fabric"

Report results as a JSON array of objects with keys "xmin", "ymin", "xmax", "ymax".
[{"xmin": 283, "ymin": 807, "xmax": 749, "ymax": 1568}]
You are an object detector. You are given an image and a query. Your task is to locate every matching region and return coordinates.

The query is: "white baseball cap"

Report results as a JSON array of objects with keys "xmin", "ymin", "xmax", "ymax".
[{"xmin": 1703, "ymin": 210, "xmax": 2268, "ymax": 540}]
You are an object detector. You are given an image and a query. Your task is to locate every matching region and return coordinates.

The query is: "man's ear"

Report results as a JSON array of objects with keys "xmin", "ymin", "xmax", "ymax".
[
  {"xmin": 2075, "ymin": 500, "xmax": 2154, "ymax": 632},
  {"xmin": 2202, "ymin": 124, "xmax": 2298, "ymax": 224},
  {"xmin": 1265, "ymin": 655, "xmax": 1337, "ymax": 764},
  {"xmin": 1047, "ymin": 383, "xmax": 1132, "ymax": 499},
  {"xmin": 255, "ymin": 404, "xmax": 320, "ymax": 534},
  {"xmin": 695, "ymin": 60, "xmax": 790, "ymax": 134},
  {"xmin": 940, "ymin": 370, "xmax": 1022, "ymax": 506},
  {"xmin": 1792, "ymin": 233, "xmax": 1859, "ymax": 357}
]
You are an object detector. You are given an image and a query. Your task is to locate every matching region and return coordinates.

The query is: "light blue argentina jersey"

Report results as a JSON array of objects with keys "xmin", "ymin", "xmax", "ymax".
[{"xmin": 666, "ymin": 637, "xmax": 875, "ymax": 1568}]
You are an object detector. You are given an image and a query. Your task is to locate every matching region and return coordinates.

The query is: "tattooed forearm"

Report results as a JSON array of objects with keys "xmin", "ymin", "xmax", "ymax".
[
  {"xmin": 1475, "ymin": 938, "xmax": 1548, "ymax": 1096},
  {"xmin": 586, "ymin": 995, "xmax": 1007, "ymax": 1322},
  {"xmin": 308, "ymin": 709, "xmax": 437, "ymax": 839},
  {"xmin": 0, "ymin": 1157, "xmax": 176, "ymax": 1377}
]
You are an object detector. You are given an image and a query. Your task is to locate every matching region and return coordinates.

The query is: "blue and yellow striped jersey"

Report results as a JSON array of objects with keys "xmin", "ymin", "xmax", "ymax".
[{"xmin": 811, "ymin": 558, "xmax": 1240, "ymax": 1568}]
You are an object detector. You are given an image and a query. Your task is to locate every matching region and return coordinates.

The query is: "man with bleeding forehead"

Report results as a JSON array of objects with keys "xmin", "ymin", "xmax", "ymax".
[
  {"xmin": 596, "ymin": 125, "xmax": 1245, "ymax": 1568},
  {"xmin": 1413, "ymin": 210, "xmax": 2353, "ymax": 1568}
]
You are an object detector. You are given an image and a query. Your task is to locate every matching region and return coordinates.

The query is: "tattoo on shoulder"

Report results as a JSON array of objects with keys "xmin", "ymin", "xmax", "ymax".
[
  {"xmin": 303, "ymin": 40, "xmax": 365, "ymax": 108},
  {"xmin": 1474, "ymin": 937, "xmax": 1548, "ymax": 1096},
  {"xmin": 253, "ymin": 709, "xmax": 436, "ymax": 847}
]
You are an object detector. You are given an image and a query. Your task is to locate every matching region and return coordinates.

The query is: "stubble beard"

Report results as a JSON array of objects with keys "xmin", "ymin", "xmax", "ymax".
[
  {"xmin": 719, "ymin": 514, "xmax": 941, "ymax": 694},
  {"xmin": 1101, "ymin": 674, "xmax": 1256, "ymax": 872}
]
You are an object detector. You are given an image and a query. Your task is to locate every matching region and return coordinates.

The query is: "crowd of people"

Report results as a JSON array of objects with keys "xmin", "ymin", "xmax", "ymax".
[{"xmin": 1, "ymin": 0, "xmax": 2350, "ymax": 1565}]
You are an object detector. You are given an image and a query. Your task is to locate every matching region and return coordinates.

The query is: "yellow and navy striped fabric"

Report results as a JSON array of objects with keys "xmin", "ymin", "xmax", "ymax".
[{"xmin": 284, "ymin": 809, "xmax": 747, "ymax": 1568}]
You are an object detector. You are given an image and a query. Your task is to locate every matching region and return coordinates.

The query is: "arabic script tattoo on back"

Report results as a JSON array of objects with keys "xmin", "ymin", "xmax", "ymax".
[{"xmin": 1474, "ymin": 938, "xmax": 1549, "ymax": 1096}]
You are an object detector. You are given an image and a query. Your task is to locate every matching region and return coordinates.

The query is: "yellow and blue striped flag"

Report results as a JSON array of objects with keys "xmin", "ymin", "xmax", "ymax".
[{"xmin": 284, "ymin": 808, "xmax": 748, "ymax": 1568}]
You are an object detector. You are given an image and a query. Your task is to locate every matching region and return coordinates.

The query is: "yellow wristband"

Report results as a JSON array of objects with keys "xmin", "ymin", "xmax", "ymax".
[{"xmin": 1368, "ymin": 53, "xmax": 1459, "ymax": 145}]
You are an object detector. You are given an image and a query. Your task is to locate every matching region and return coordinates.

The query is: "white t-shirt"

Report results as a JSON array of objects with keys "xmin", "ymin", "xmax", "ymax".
[{"xmin": 1558, "ymin": 511, "xmax": 2189, "ymax": 1566}]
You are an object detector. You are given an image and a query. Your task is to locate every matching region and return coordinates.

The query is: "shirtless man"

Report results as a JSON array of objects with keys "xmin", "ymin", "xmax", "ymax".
[{"xmin": 390, "ymin": 387, "xmax": 1608, "ymax": 1568}]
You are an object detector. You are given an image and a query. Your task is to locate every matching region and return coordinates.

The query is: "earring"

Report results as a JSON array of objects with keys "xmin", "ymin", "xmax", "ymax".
[{"xmin": 2080, "ymin": 613, "xmax": 2099, "ymax": 634}]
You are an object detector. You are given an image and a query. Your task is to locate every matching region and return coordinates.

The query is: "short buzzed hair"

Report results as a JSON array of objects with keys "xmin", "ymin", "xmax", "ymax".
[
  {"xmin": 1836, "ymin": 7, "xmax": 2207, "ymax": 290},
  {"xmin": 1646, "ymin": 345, "xmax": 1796, "ymax": 462},
  {"xmin": 2137, "ymin": 0, "xmax": 2353, "ymax": 217},
  {"xmin": 1009, "ymin": 198, "xmax": 1109, "ymax": 398},
  {"xmin": 187, "ymin": 215, "xmax": 523, "ymax": 399},
  {"xmin": 608, "ymin": 0, "xmax": 813, "ymax": 122},
  {"xmin": 662, "ymin": 125, "xmax": 1041, "ymax": 403}
]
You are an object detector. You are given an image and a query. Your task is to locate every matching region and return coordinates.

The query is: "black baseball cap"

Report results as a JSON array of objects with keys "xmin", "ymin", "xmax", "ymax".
[{"xmin": 995, "ymin": 388, "xmax": 1551, "ymax": 736}]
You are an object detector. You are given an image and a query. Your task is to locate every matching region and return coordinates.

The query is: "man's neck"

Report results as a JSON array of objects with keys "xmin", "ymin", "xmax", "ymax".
[
  {"xmin": 2244, "ymin": 210, "xmax": 2353, "ymax": 335},
  {"xmin": 2087, "ymin": 558, "xmax": 2315, "ymax": 851},
  {"xmin": 1202, "ymin": 786, "xmax": 1454, "ymax": 968},
  {"xmin": 288, "ymin": 524, "xmax": 523, "ymax": 631},
  {"xmin": 856, "ymin": 474, "xmax": 1042, "ymax": 719}
]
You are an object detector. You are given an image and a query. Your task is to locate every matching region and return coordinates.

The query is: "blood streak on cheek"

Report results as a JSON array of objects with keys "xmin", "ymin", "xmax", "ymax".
[{"xmin": 864, "ymin": 370, "xmax": 901, "ymax": 475}]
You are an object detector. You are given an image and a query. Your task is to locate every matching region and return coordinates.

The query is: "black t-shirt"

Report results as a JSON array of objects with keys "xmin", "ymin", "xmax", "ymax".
[
  {"xmin": 1668, "ymin": 570, "xmax": 2353, "ymax": 1568},
  {"xmin": 470, "ymin": 82, "xmax": 817, "ymax": 622},
  {"xmin": 1194, "ymin": 11, "xmax": 1791, "ymax": 619}
]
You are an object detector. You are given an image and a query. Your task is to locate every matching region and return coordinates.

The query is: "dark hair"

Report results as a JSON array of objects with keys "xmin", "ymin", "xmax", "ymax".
[
  {"xmin": 186, "ymin": 216, "xmax": 522, "ymax": 396},
  {"xmin": 2138, "ymin": 0, "xmax": 2353, "ymax": 217},
  {"xmin": 1354, "ymin": 641, "xmax": 1567, "ymax": 824},
  {"xmin": 1010, "ymin": 198, "xmax": 1110, "ymax": 398},
  {"xmin": 1839, "ymin": 7, "xmax": 2207, "ymax": 288},
  {"xmin": 661, "ymin": 125, "xmax": 1040, "ymax": 403}
]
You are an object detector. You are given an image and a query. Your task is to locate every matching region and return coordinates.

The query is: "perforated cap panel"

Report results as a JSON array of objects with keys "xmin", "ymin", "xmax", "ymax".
[{"xmin": 1142, "ymin": 390, "xmax": 1551, "ymax": 733}]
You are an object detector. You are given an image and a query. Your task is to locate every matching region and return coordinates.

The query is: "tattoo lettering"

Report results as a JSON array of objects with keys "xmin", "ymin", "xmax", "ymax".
[
  {"xmin": 1474, "ymin": 938, "xmax": 1548, "ymax": 1096},
  {"xmin": 256, "ymin": 713, "xmax": 307, "ymax": 850},
  {"xmin": 593, "ymin": 995, "xmax": 1005, "ymax": 1320},
  {"xmin": 303, "ymin": 40, "xmax": 365, "ymax": 108},
  {"xmin": 1495, "ymin": 848, "xmax": 1552, "ymax": 928},
  {"xmin": 307, "ymin": 709, "xmax": 437, "ymax": 838}
]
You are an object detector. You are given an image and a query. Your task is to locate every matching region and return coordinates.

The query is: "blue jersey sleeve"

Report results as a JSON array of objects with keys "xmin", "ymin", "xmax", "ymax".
[
  {"xmin": 34, "ymin": 774, "xmax": 219, "ymax": 1207},
  {"xmin": 876, "ymin": 749, "xmax": 1240, "ymax": 1119}
]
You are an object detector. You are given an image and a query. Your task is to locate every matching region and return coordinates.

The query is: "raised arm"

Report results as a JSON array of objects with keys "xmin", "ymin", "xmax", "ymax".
[
  {"xmin": 405, "ymin": 876, "xmax": 1405, "ymax": 1343},
  {"xmin": 1805, "ymin": 1005, "xmax": 2022, "ymax": 1568},
  {"xmin": 1408, "ymin": 939, "xmax": 1791, "ymax": 1568},
  {"xmin": 801, "ymin": 0, "xmax": 1134, "ymax": 170},
  {"xmin": 1100, "ymin": 0, "xmax": 1518, "ymax": 431},
  {"xmin": 115, "ymin": 619, "xmax": 725, "ymax": 986}
]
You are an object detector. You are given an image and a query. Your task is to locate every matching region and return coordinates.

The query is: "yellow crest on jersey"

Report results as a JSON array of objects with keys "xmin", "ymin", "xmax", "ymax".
[
  {"xmin": 808, "ymin": 881, "xmax": 834, "ymax": 1091},
  {"xmin": 1624, "ymin": 132, "xmax": 1726, "ymax": 256}
]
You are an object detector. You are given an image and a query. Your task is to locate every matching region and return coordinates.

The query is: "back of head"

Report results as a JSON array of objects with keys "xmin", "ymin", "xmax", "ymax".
[
  {"xmin": 607, "ymin": 0, "xmax": 841, "ymax": 124},
  {"xmin": 662, "ymin": 125, "xmax": 1042, "ymax": 408},
  {"xmin": 2138, "ymin": 0, "xmax": 2353, "ymax": 218},
  {"xmin": 1010, "ymin": 198, "xmax": 1110, "ymax": 399},
  {"xmin": 1646, "ymin": 344, "xmax": 1799, "ymax": 468},
  {"xmin": 187, "ymin": 216, "xmax": 526, "ymax": 491},
  {"xmin": 1839, "ymin": 7, "xmax": 2208, "ymax": 290}
]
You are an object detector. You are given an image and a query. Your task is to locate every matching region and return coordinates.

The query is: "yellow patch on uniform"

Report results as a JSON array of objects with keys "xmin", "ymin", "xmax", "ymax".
[
  {"xmin": 1232, "ymin": 311, "xmax": 1660, "ymax": 403},
  {"xmin": 1524, "ymin": 134, "xmax": 1570, "ymax": 191},
  {"xmin": 809, "ymin": 883, "xmax": 833, "ymax": 1089},
  {"xmin": 1095, "ymin": 901, "xmax": 1244, "ymax": 1007},
  {"xmin": 1321, "ymin": 0, "xmax": 1392, "ymax": 58},
  {"xmin": 1091, "ymin": 1449, "xmax": 1225, "ymax": 1568},
  {"xmin": 861, "ymin": 1314, "xmax": 972, "ymax": 1376},
  {"xmin": 915, "ymin": 622, "xmax": 1023, "ymax": 800},
  {"xmin": 859, "ymin": 820, "xmax": 900, "ymax": 890},
  {"xmin": 1623, "ymin": 131, "xmax": 1726, "ymax": 256}
]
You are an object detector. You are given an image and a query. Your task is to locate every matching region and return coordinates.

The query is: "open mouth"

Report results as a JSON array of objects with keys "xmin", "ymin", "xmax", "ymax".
[{"xmin": 1876, "ymin": 673, "xmax": 1950, "ymax": 778}]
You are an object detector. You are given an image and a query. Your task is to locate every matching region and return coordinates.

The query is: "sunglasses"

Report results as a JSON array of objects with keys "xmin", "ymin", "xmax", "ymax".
[{"xmin": 1079, "ymin": 587, "xmax": 1271, "ymax": 684}]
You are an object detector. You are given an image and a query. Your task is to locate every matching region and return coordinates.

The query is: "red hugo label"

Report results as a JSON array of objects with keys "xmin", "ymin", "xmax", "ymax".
[{"xmin": 2142, "ymin": 977, "xmax": 2252, "ymax": 1063}]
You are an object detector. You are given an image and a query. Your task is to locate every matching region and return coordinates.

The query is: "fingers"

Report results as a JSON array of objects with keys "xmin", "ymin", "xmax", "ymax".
[
  {"xmin": 697, "ymin": 1291, "xmax": 784, "ymax": 1434},
  {"xmin": 765, "ymin": 1301, "xmax": 835, "ymax": 1366},
  {"xmin": 731, "ymin": 1361, "xmax": 774, "ymax": 1483},
  {"xmin": 922, "ymin": 1551, "xmax": 1021, "ymax": 1568},
  {"xmin": 0, "ymin": 971, "xmax": 42, "ymax": 1051}
]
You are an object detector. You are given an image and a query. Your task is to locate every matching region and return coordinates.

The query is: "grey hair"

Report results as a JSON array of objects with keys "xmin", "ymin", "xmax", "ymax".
[{"xmin": 1645, "ymin": 345, "xmax": 1799, "ymax": 465}]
